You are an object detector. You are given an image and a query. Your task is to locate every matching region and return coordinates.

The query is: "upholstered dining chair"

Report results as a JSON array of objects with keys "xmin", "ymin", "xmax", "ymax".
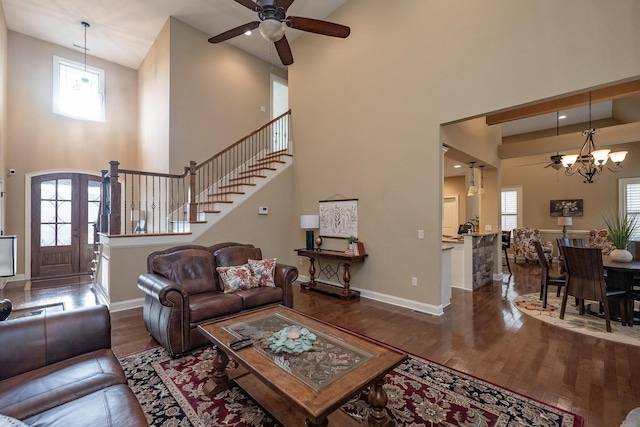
[
  {"xmin": 560, "ymin": 246, "xmax": 627, "ymax": 332},
  {"xmin": 502, "ymin": 230, "xmax": 512, "ymax": 275},
  {"xmin": 532, "ymin": 241, "xmax": 565, "ymax": 308}
]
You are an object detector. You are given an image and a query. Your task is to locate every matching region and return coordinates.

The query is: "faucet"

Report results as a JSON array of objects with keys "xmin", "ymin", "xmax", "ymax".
[{"xmin": 464, "ymin": 221, "xmax": 476, "ymax": 234}]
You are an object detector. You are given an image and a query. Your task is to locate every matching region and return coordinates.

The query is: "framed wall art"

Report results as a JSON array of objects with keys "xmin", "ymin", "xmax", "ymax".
[
  {"xmin": 319, "ymin": 198, "xmax": 358, "ymax": 238},
  {"xmin": 550, "ymin": 199, "xmax": 583, "ymax": 217}
]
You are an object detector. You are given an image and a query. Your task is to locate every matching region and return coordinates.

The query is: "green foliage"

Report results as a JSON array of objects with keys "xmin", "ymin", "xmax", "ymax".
[
  {"xmin": 603, "ymin": 211, "xmax": 638, "ymax": 250},
  {"xmin": 347, "ymin": 235, "xmax": 358, "ymax": 244}
]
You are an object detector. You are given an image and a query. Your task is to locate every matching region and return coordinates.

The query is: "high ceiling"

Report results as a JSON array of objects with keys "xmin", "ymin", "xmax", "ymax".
[
  {"xmin": 1, "ymin": 0, "xmax": 350, "ymax": 69},
  {"xmin": 444, "ymin": 92, "xmax": 640, "ymax": 178}
]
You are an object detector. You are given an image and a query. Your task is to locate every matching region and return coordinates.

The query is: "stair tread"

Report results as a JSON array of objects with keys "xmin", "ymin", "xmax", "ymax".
[{"xmin": 207, "ymin": 191, "xmax": 245, "ymax": 196}]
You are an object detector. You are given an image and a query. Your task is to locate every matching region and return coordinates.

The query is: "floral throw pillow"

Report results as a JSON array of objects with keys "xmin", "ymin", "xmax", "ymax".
[
  {"xmin": 248, "ymin": 258, "xmax": 277, "ymax": 287},
  {"xmin": 217, "ymin": 264, "xmax": 256, "ymax": 293}
]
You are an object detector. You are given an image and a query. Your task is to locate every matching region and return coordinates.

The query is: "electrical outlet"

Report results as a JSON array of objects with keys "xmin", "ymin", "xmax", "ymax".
[
  {"xmin": 418, "ymin": 229, "xmax": 424, "ymax": 239},
  {"xmin": 485, "ymin": 225, "xmax": 492, "ymax": 231},
  {"xmin": 298, "ymin": 257, "xmax": 303, "ymax": 266},
  {"xmin": 411, "ymin": 277, "xmax": 418, "ymax": 287}
]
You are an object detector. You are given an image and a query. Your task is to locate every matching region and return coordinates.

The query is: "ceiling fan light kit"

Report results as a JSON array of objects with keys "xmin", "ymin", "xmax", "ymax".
[
  {"xmin": 259, "ymin": 19, "xmax": 285, "ymax": 41},
  {"xmin": 561, "ymin": 93, "xmax": 628, "ymax": 184},
  {"xmin": 209, "ymin": 0, "xmax": 350, "ymax": 66}
]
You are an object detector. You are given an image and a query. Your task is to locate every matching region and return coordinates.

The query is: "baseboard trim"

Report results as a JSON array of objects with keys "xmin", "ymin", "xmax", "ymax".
[
  {"xmin": 296, "ymin": 275, "xmax": 444, "ymax": 317},
  {"xmin": 109, "ymin": 297, "xmax": 144, "ymax": 312}
]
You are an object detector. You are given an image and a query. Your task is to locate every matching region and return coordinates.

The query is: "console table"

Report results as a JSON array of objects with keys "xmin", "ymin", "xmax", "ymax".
[{"xmin": 295, "ymin": 249, "xmax": 367, "ymax": 300}]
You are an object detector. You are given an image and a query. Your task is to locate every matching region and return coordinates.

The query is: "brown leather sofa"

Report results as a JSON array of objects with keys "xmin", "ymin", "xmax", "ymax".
[
  {"xmin": 137, "ymin": 242, "xmax": 298, "ymax": 357},
  {"xmin": 0, "ymin": 305, "xmax": 148, "ymax": 427}
]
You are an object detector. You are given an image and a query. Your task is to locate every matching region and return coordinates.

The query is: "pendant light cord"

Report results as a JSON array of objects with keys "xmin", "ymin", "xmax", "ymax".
[{"xmin": 82, "ymin": 21, "xmax": 90, "ymax": 73}]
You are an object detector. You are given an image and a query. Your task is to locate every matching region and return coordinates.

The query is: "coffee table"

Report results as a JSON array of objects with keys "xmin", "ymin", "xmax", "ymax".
[{"xmin": 197, "ymin": 305, "xmax": 407, "ymax": 426}]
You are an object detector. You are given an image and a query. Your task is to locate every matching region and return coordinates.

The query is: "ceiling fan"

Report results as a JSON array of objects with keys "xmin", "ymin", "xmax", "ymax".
[
  {"xmin": 208, "ymin": 0, "xmax": 351, "ymax": 66},
  {"xmin": 520, "ymin": 153, "xmax": 564, "ymax": 170}
]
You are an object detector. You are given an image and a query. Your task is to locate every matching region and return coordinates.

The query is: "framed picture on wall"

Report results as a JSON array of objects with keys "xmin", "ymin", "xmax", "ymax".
[
  {"xmin": 550, "ymin": 199, "xmax": 583, "ymax": 217},
  {"xmin": 319, "ymin": 199, "xmax": 358, "ymax": 238}
]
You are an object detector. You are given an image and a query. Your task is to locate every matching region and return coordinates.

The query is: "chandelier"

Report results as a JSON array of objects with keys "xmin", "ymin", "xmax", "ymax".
[{"xmin": 561, "ymin": 93, "xmax": 627, "ymax": 184}]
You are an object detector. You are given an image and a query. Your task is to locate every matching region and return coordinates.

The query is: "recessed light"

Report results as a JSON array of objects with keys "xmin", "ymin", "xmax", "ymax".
[
  {"xmin": 244, "ymin": 30, "xmax": 252, "ymax": 36},
  {"xmin": 453, "ymin": 165, "xmax": 462, "ymax": 168},
  {"xmin": 558, "ymin": 115, "xmax": 567, "ymax": 120}
]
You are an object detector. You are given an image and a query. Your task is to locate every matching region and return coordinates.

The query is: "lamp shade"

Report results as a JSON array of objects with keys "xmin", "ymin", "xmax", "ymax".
[
  {"xmin": 609, "ymin": 151, "xmax": 628, "ymax": 163},
  {"xmin": 300, "ymin": 215, "xmax": 319, "ymax": 229},
  {"xmin": 557, "ymin": 217, "xmax": 573, "ymax": 226},
  {"xmin": 561, "ymin": 154, "xmax": 579, "ymax": 167},
  {"xmin": 0, "ymin": 236, "xmax": 17, "ymax": 278},
  {"xmin": 591, "ymin": 149, "xmax": 610, "ymax": 164}
]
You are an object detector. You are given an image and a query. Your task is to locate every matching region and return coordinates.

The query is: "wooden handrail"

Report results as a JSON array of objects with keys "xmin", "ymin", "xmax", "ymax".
[
  {"xmin": 198, "ymin": 110, "xmax": 291, "ymax": 168},
  {"xmin": 101, "ymin": 111, "xmax": 292, "ymax": 235}
]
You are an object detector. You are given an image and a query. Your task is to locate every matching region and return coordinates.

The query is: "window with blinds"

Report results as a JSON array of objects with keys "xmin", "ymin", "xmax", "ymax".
[
  {"xmin": 501, "ymin": 187, "xmax": 521, "ymax": 233},
  {"xmin": 620, "ymin": 178, "xmax": 640, "ymax": 241}
]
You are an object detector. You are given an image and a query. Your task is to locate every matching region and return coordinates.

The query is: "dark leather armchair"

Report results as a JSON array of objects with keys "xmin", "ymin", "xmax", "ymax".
[{"xmin": 137, "ymin": 242, "xmax": 298, "ymax": 357}]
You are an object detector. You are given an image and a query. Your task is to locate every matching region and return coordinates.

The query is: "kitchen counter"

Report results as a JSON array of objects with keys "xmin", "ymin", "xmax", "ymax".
[{"xmin": 445, "ymin": 233, "xmax": 498, "ymax": 291}]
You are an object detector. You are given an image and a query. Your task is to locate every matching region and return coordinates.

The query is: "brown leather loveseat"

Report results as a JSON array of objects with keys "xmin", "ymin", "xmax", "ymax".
[
  {"xmin": 0, "ymin": 305, "xmax": 148, "ymax": 427},
  {"xmin": 137, "ymin": 242, "xmax": 298, "ymax": 357}
]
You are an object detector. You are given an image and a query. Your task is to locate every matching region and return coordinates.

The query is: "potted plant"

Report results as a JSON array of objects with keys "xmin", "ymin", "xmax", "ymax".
[
  {"xmin": 345, "ymin": 235, "xmax": 358, "ymax": 254},
  {"xmin": 603, "ymin": 211, "xmax": 638, "ymax": 262}
]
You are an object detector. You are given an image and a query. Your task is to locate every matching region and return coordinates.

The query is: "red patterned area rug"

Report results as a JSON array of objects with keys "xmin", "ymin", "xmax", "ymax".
[{"xmin": 119, "ymin": 346, "xmax": 583, "ymax": 427}]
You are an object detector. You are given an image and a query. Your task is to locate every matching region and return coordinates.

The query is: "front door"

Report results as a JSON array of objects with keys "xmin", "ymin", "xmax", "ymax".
[{"xmin": 31, "ymin": 173, "xmax": 101, "ymax": 278}]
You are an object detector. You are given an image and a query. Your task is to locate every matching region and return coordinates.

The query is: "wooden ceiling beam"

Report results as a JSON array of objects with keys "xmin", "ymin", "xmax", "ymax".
[{"xmin": 486, "ymin": 79, "xmax": 640, "ymax": 126}]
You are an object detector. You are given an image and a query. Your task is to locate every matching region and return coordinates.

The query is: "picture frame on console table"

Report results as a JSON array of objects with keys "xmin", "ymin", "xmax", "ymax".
[{"xmin": 319, "ymin": 199, "xmax": 358, "ymax": 239}]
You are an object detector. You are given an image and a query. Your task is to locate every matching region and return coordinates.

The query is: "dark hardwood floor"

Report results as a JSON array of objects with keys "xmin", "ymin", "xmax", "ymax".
[{"xmin": 2, "ymin": 262, "xmax": 638, "ymax": 426}]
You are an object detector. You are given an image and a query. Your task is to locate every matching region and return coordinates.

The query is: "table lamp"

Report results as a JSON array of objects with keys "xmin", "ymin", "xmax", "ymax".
[
  {"xmin": 558, "ymin": 217, "xmax": 572, "ymax": 238},
  {"xmin": 300, "ymin": 215, "xmax": 320, "ymax": 251}
]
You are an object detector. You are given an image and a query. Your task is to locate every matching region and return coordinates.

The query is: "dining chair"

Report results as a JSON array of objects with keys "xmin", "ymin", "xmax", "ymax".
[
  {"xmin": 502, "ymin": 230, "xmax": 512, "ymax": 275},
  {"xmin": 557, "ymin": 238, "xmax": 586, "ymax": 274},
  {"xmin": 560, "ymin": 246, "xmax": 627, "ymax": 332},
  {"xmin": 533, "ymin": 241, "xmax": 565, "ymax": 308}
]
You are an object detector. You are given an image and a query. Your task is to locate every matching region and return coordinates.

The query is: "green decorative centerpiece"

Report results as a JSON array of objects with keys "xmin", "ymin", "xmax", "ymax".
[
  {"xmin": 268, "ymin": 325, "xmax": 317, "ymax": 354},
  {"xmin": 603, "ymin": 211, "xmax": 638, "ymax": 263}
]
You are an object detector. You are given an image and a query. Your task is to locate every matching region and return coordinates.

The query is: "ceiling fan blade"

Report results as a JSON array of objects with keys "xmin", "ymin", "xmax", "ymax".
[
  {"xmin": 275, "ymin": 0, "xmax": 295, "ymax": 10},
  {"xmin": 286, "ymin": 16, "xmax": 351, "ymax": 38},
  {"xmin": 233, "ymin": 0, "xmax": 261, "ymax": 11},
  {"xmin": 274, "ymin": 35, "xmax": 294, "ymax": 65},
  {"xmin": 519, "ymin": 161, "xmax": 551, "ymax": 167},
  {"xmin": 208, "ymin": 21, "xmax": 260, "ymax": 43}
]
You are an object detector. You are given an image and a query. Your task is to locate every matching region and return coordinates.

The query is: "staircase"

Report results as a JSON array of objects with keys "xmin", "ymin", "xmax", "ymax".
[{"xmin": 98, "ymin": 110, "xmax": 292, "ymax": 237}]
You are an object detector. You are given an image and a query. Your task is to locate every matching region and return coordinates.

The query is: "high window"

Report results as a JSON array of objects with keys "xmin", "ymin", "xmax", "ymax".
[
  {"xmin": 53, "ymin": 55, "xmax": 105, "ymax": 122},
  {"xmin": 501, "ymin": 187, "xmax": 522, "ymax": 233},
  {"xmin": 620, "ymin": 177, "xmax": 640, "ymax": 240}
]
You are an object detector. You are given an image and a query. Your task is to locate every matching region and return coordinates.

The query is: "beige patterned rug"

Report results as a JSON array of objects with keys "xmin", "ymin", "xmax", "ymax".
[{"xmin": 514, "ymin": 293, "xmax": 640, "ymax": 346}]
